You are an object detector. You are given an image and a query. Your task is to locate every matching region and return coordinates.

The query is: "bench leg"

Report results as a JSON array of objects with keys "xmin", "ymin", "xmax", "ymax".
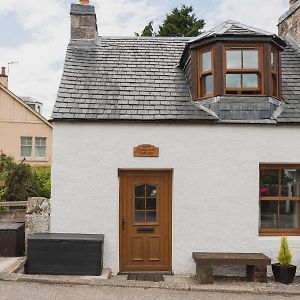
[
  {"xmin": 246, "ymin": 265, "xmax": 267, "ymax": 283},
  {"xmin": 196, "ymin": 264, "xmax": 213, "ymax": 284}
]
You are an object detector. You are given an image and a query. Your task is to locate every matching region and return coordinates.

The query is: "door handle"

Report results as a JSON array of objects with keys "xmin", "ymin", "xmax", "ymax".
[{"xmin": 122, "ymin": 219, "xmax": 127, "ymax": 230}]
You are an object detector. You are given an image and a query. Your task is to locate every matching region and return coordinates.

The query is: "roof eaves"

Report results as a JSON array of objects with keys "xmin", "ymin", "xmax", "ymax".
[{"xmin": 0, "ymin": 83, "xmax": 52, "ymax": 128}]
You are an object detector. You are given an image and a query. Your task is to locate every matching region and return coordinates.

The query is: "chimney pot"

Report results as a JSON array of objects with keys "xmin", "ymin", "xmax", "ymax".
[
  {"xmin": 0, "ymin": 66, "xmax": 8, "ymax": 88},
  {"xmin": 79, "ymin": 0, "xmax": 89, "ymax": 5},
  {"xmin": 290, "ymin": 0, "xmax": 298, "ymax": 7}
]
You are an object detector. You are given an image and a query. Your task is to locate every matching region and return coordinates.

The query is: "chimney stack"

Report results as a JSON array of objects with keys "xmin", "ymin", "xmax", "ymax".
[
  {"xmin": 0, "ymin": 67, "xmax": 8, "ymax": 88},
  {"xmin": 70, "ymin": 1, "xmax": 97, "ymax": 41},
  {"xmin": 278, "ymin": 0, "xmax": 300, "ymax": 43}
]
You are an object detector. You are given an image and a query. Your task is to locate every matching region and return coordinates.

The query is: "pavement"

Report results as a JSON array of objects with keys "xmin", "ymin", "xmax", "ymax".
[
  {"xmin": 1, "ymin": 257, "xmax": 300, "ymax": 298},
  {"xmin": 1, "ymin": 281, "xmax": 299, "ymax": 300}
]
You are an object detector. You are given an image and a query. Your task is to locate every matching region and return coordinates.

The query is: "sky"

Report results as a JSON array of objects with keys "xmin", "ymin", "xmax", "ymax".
[{"xmin": 0, "ymin": 0, "xmax": 290, "ymax": 118}]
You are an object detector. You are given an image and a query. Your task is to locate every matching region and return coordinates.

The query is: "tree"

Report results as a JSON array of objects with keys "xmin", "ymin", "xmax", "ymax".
[
  {"xmin": 136, "ymin": 5, "xmax": 204, "ymax": 37},
  {"xmin": 0, "ymin": 152, "xmax": 51, "ymax": 201}
]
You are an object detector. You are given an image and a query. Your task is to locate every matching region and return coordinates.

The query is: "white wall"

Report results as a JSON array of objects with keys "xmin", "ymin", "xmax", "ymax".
[{"xmin": 51, "ymin": 122, "xmax": 300, "ymax": 274}]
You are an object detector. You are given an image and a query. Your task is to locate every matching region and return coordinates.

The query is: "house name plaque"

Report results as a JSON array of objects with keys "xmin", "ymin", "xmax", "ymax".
[{"xmin": 134, "ymin": 144, "xmax": 159, "ymax": 157}]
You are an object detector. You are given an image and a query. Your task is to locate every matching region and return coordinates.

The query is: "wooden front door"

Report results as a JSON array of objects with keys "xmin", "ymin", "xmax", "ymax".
[{"xmin": 119, "ymin": 170, "xmax": 172, "ymax": 272}]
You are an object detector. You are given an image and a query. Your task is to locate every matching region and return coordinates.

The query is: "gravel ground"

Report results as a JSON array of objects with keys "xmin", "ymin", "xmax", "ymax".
[{"xmin": 0, "ymin": 281, "xmax": 299, "ymax": 300}]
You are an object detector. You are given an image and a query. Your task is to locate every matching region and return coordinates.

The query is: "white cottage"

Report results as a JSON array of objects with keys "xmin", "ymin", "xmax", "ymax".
[{"xmin": 51, "ymin": 0, "xmax": 300, "ymax": 274}]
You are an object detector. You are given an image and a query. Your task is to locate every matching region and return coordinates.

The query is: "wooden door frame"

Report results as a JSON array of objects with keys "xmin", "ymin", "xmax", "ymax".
[{"xmin": 118, "ymin": 169, "xmax": 173, "ymax": 273}]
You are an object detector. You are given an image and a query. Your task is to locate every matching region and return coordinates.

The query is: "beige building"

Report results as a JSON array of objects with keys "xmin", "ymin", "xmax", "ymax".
[{"xmin": 0, "ymin": 67, "xmax": 52, "ymax": 165}]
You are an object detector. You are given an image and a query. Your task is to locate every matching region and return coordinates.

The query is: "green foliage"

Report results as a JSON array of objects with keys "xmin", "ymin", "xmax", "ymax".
[
  {"xmin": 137, "ymin": 5, "xmax": 204, "ymax": 37},
  {"xmin": 158, "ymin": 5, "xmax": 204, "ymax": 37},
  {"xmin": 278, "ymin": 236, "xmax": 292, "ymax": 267},
  {"xmin": 0, "ymin": 152, "xmax": 51, "ymax": 201}
]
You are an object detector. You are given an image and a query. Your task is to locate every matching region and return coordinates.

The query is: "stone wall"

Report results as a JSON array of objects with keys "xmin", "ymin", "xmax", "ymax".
[
  {"xmin": 278, "ymin": 4, "xmax": 300, "ymax": 43},
  {"xmin": 25, "ymin": 197, "xmax": 50, "ymax": 252}
]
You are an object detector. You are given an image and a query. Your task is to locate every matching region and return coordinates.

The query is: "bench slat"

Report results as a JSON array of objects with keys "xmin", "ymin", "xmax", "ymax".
[{"xmin": 192, "ymin": 252, "xmax": 271, "ymax": 266}]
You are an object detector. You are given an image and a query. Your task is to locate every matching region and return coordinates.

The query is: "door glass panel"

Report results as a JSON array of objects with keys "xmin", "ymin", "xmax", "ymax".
[
  {"xmin": 281, "ymin": 169, "xmax": 300, "ymax": 197},
  {"xmin": 260, "ymin": 169, "xmax": 279, "ymax": 196},
  {"xmin": 135, "ymin": 198, "xmax": 145, "ymax": 210},
  {"xmin": 135, "ymin": 211, "xmax": 145, "ymax": 222},
  {"xmin": 135, "ymin": 185, "xmax": 145, "ymax": 197},
  {"xmin": 146, "ymin": 211, "xmax": 156, "ymax": 222},
  {"xmin": 146, "ymin": 198, "xmax": 156, "ymax": 210},
  {"xmin": 135, "ymin": 184, "xmax": 157, "ymax": 223},
  {"xmin": 260, "ymin": 201, "xmax": 278, "ymax": 229},
  {"xmin": 146, "ymin": 185, "xmax": 156, "ymax": 197}
]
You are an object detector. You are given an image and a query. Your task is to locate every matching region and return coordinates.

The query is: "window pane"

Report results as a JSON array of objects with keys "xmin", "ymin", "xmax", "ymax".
[
  {"xmin": 271, "ymin": 52, "xmax": 275, "ymax": 69},
  {"xmin": 135, "ymin": 198, "xmax": 145, "ymax": 210},
  {"xmin": 204, "ymin": 75, "xmax": 213, "ymax": 95},
  {"xmin": 35, "ymin": 137, "xmax": 46, "ymax": 146},
  {"xmin": 226, "ymin": 50, "xmax": 242, "ymax": 69},
  {"xmin": 260, "ymin": 169, "xmax": 279, "ymax": 196},
  {"xmin": 281, "ymin": 169, "xmax": 300, "ymax": 197},
  {"xmin": 260, "ymin": 201, "xmax": 278, "ymax": 229},
  {"xmin": 202, "ymin": 51, "xmax": 212, "ymax": 72},
  {"xmin": 146, "ymin": 198, "xmax": 156, "ymax": 210},
  {"xmin": 135, "ymin": 185, "xmax": 145, "ymax": 197},
  {"xmin": 279, "ymin": 201, "xmax": 298, "ymax": 229},
  {"xmin": 243, "ymin": 50, "xmax": 258, "ymax": 69},
  {"xmin": 135, "ymin": 211, "xmax": 145, "ymax": 222},
  {"xmin": 21, "ymin": 137, "xmax": 32, "ymax": 157},
  {"xmin": 21, "ymin": 146, "xmax": 32, "ymax": 158},
  {"xmin": 242, "ymin": 74, "xmax": 258, "ymax": 88},
  {"xmin": 146, "ymin": 211, "xmax": 156, "ymax": 222},
  {"xmin": 226, "ymin": 74, "xmax": 241, "ymax": 88},
  {"xmin": 146, "ymin": 185, "xmax": 156, "ymax": 197}
]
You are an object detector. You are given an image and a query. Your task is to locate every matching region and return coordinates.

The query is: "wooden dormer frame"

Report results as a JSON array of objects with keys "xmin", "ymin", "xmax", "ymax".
[{"xmin": 191, "ymin": 41, "xmax": 282, "ymax": 100}]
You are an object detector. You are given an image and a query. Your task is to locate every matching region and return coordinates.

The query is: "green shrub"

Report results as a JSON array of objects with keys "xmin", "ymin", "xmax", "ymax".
[
  {"xmin": 278, "ymin": 236, "xmax": 292, "ymax": 267},
  {"xmin": 0, "ymin": 152, "xmax": 51, "ymax": 201}
]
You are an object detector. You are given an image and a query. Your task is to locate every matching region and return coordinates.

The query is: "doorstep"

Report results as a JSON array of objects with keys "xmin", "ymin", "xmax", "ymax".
[{"xmin": 1, "ymin": 263, "xmax": 300, "ymax": 296}]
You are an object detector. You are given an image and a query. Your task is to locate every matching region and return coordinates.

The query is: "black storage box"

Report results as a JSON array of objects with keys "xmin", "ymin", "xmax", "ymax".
[
  {"xmin": 26, "ymin": 233, "xmax": 104, "ymax": 275},
  {"xmin": 0, "ymin": 223, "xmax": 25, "ymax": 257}
]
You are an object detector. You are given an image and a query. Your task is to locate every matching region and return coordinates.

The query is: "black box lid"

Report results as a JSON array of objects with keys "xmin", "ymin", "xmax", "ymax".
[{"xmin": 28, "ymin": 233, "xmax": 104, "ymax": 242}]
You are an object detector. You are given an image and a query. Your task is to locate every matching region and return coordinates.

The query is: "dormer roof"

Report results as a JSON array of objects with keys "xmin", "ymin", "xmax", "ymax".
[{"xmin": 187, "ymin": 20, "xmax": 285, "ymax": 49}]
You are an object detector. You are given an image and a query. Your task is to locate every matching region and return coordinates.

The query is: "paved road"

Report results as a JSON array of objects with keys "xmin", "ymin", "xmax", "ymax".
[{"xmin": 0, "ymin": 281, "xmax": 299, "ymax": 300}]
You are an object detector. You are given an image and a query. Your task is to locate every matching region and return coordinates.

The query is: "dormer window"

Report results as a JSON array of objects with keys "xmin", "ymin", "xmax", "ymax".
[
  {"xmin": 225, "ymin": 47, "xmax": 261, "ymax": 95},
  {"xmin": 186, "ymin": 21, "xmax": 285, "ymax": 101},
  {"xmin": 199, "ymin": 49, "xmax": 213, "ymax": 97}
]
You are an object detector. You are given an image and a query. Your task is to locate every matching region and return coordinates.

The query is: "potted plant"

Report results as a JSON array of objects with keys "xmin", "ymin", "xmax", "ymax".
[{"xmin": 272, "ymin": 236, "xmax": 297, "ymax": 284}]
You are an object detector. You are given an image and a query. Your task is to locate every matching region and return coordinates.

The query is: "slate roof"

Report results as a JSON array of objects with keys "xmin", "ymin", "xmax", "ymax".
[
  {"xmin": 277, "ymin": 43, "xmax": 300, "ymax": 123},
  {"xmin": 53, "ymin": 19, "xmax": 300, "ymax": 124},
  {"xmin": 188, "ymin": 20, "xmax": 275, "ymax": 45},
  {"xmin": 52, "ymin": 37, "xmax": 216, "ymax": 121}
]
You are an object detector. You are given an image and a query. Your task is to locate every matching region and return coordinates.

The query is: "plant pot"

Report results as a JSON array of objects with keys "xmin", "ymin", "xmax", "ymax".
[{"xmin": 272, "ymin": 263, "xmax": 297, "ymax": 284}]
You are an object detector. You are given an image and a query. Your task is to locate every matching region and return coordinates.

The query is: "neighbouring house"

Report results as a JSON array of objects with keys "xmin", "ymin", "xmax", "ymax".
[
  {"xmin": 51, "ymin": 0, "xmax": 300, "ymax": 274},
  {"xmin": 0, "ymin": 68, "xmax": 52, "ymax": 165}
]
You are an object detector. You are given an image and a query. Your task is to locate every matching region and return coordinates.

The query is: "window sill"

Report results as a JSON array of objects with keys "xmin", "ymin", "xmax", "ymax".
[
  {"xmin": 19, "ymin": 157, "xmax": 49, "ymax": 162},
  {"xmin": 259, "ymin": 231, "xmax": 300, "ymax": 236}
]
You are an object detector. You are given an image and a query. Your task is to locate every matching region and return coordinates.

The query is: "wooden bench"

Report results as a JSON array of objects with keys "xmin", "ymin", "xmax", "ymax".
[{"xmin": 192, "ymin": 252, "xmax": 271, "ymax": 284}]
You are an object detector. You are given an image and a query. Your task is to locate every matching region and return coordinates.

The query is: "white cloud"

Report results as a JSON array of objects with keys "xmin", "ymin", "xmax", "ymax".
[
  {"xmin": 0, "ymin": 0, "xmax": 162, "ymax": 118},
  {"xmin": 204, "ymin": 0, "xmax": 288, "ymax": 33}
]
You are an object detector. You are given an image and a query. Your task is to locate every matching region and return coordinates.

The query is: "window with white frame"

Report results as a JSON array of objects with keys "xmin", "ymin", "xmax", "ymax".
[
  {"xmin": 21, "ymin": 137, "xmax": 32, "ymax": 158},
  {"xmin": 35, "ymin": 137, "xmax": 46, "ymax": 158}
]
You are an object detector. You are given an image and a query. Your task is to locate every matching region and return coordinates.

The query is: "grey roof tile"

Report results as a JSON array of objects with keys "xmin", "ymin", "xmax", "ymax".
[{"xmin": 52, "ymin": 37, "xmax": 216, "ymax": 121}]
